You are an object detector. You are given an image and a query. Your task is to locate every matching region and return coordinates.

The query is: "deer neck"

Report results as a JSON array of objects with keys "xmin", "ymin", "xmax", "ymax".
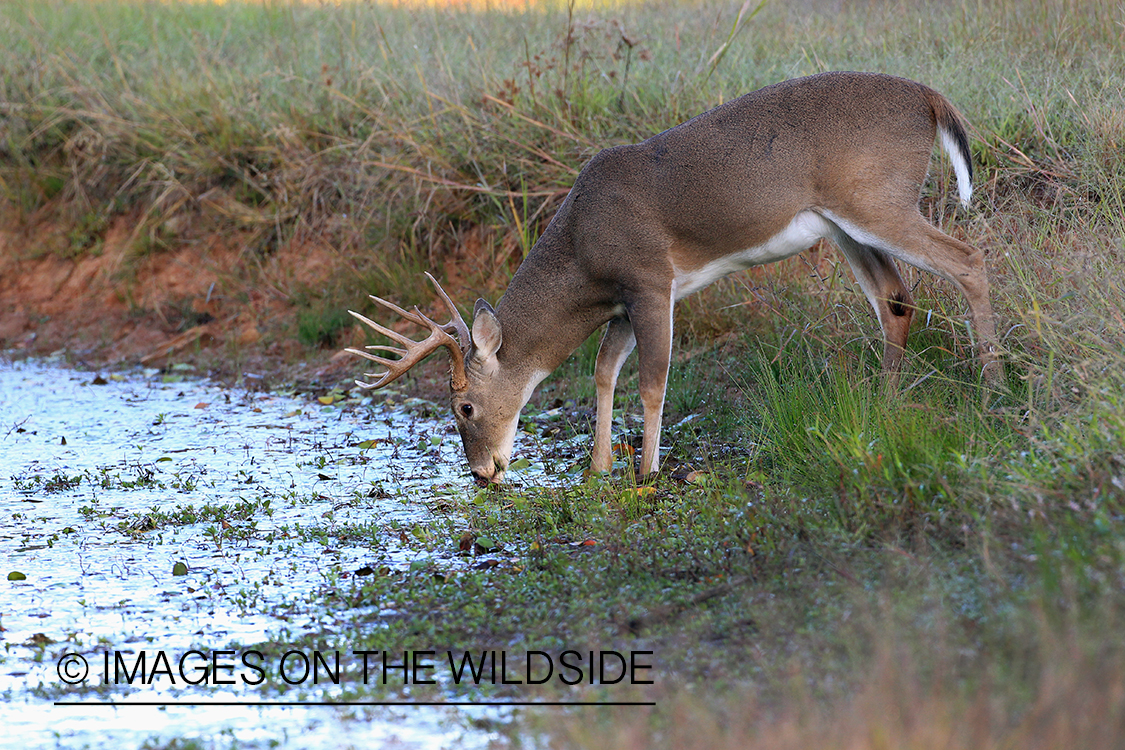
[{"xmin": 493, "ymin": 239, "xmax": 610, "ymax": 379}]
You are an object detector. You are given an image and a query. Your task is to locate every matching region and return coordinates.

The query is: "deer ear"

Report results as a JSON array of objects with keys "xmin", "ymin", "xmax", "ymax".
[{"xmin": 471, "ymin": 299, "xmax": 502, "ymax": 361}]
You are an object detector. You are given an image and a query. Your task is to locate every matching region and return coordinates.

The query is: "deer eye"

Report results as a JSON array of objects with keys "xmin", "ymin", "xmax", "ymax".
[{"xmin": 459, "ymin": 403, "xmax": 474, "ymax": 419}]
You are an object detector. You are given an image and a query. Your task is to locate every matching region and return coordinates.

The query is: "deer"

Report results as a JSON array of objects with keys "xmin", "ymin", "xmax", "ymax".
[{"xmin": 346, "ymin": 71, "xmax": 1003, "ymax": 485}]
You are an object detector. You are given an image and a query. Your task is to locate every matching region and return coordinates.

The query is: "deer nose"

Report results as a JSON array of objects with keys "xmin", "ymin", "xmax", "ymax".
[{"xmin": 471, "ymin": 462, "xmax": 505, "ymax": 486}]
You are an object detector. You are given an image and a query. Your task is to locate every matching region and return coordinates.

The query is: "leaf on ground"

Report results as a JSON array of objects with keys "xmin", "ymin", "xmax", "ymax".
[
  {"xmin": 171, "ymin": 561, "xmax": 189, "ymax": 576},
  {"xmin": 360, "ymin": 565, "xmax": 391, "ymax": 577},
  {"xmin": 7, "ymin": 571, "xmax": 27, "ymax": 581},
  {"xmin": 612, "ymin": 443, "xmax": 635, "ymax": 456},
  {"xmin": 684, "ymin": 470, "xmax": 709, "ymax": 484},
  {"xmin": 622, "ymin": 486, "xmax": 657, "ymax": 502},
  {"xmin": 474, "ymin": 535, "xmax": 500, "ymax": 554}
]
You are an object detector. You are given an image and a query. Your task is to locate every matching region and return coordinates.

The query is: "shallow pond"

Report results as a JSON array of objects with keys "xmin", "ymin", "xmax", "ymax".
[{"xmin": 0, "ymin": 357, "xmax": 515, "ymax": 749}]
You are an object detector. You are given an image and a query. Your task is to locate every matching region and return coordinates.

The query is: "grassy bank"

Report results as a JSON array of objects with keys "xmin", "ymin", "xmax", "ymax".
[
  {"xmin": 3, "ymin": 0, "xmax": 1123, "ymax": 348},
  {"xmin": 3, "ymin": 0, "xmax": 1125, "ymax": 746}
]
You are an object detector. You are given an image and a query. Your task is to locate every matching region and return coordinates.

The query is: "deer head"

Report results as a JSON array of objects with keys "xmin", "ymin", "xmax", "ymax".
[{"xmin": 346, "ymin": 273, "xmax": 534, "ymax": 484}]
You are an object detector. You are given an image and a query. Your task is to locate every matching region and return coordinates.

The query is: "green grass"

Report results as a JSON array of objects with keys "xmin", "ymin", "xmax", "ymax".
[{"xmin": 3, "ymin": 0, "xmax": 1125, "ymax": 746}]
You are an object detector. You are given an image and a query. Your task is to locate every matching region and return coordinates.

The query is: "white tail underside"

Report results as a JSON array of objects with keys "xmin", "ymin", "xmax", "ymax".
[{"xmin": 939, "ymin": 126, "xmax": 974, "ymax": 206}]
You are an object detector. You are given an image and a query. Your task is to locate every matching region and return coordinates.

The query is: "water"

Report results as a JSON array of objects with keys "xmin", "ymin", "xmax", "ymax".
[{"xmin": 0, "ymin": 358, "xmax": 503, "ymax": 749}]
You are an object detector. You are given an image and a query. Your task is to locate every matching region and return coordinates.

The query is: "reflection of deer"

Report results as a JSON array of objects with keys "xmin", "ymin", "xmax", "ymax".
[{"xmin": 348, "ymin": 72, "xmax": 1002, "ymax": 484}]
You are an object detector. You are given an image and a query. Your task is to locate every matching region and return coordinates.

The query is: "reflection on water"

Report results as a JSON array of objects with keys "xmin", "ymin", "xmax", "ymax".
[{"xmin": 0, "ymin": 358, "xmax": 497, "ymax": 749}]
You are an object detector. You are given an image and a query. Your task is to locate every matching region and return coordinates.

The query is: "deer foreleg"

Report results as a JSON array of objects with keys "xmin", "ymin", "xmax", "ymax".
[
  {"xmin": 630, "ymin": 293, "xmax": 674, "ymax": 478},
  {"xmin": 591, "ymin": 316, "xmax": 636, "ymax": 473}
]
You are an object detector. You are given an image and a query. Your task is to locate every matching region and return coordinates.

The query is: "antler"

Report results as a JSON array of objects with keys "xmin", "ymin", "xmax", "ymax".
[
  {"xmin": 345, "ymin": 274, "xmax": 471, "ymax": 391},
  {"xmin": 423, "ymin": 271, "xmax": 471, "ymax": 348}
]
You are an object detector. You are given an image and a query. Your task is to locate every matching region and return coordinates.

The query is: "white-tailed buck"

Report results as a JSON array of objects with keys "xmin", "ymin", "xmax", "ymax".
[{"xmin": 347, "ymin": 72, "xmax": 1002, "ymax": 484}]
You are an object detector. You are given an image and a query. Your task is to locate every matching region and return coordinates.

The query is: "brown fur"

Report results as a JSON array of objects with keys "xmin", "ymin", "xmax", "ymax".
[{"xmin": 356, "ymin": 72, "xmax": 1003, "ymax": 483}]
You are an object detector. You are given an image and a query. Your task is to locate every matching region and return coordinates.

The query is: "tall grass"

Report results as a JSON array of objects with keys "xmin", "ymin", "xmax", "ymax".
[
  {"xmin": 3, "ymin": 0, "xmax": 1125, "ymax": 745},
  {"xmin": 3, "ymin": 0, "xmax": 1122, "ymax": 294}
]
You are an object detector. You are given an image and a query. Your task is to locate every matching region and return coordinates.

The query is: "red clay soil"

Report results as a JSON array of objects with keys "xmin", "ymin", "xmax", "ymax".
[
  {"xmin": 0, "ymin": 211, "xmax": 344, "ymax": 380},
  {"xmin": 0, "ymin": 210, "xmax": 478, "ymax": 398},
  {"xmin": 1, "ymin": 206, "xmax": 795, "ymax": 394}
]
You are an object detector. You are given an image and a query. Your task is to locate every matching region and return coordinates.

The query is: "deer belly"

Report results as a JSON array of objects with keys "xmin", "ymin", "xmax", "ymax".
[{"xmin": 671, "ymin": 210, "xmax": 832, "ymax": 300}]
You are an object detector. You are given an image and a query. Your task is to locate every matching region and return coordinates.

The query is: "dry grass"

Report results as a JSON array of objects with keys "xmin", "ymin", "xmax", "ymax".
[
  {"xmin": 2, "ymin": 0, "xmax": 1125, "ymax": 746},
  {"xmin": 521, "ymin": 591, "xmax": 1125, "ymax": 749},
  {"xmin": 547, "ymin": 650, "xmax": 1125, "ymax": 750}
]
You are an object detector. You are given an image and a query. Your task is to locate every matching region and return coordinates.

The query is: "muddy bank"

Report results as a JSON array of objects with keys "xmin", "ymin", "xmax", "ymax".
[{"xmin": 0, "ymin": 212, "xmax": 364, "ymax": 378}]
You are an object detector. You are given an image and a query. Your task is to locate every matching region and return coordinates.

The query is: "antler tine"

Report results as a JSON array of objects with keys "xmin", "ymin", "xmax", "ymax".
[
  {"xmin": 348, "ymin": 307, "xmax": 420, "ymax": 350},
  {"xmin": 424, "ymin": 272, "xmax": 471, "ymax": 349},
  {"xmin": 366, "ymin": 295, "xmax": 428, "ymax": 329},
  {"xmin": 345, "ymin": 298, "xmax": 469, "ymax": 391}
]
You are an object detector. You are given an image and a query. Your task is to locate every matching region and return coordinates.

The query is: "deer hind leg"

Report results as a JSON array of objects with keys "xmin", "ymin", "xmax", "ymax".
[
  {"xmin": 591, "ymin": 316, "xmax": 636, "ymax": 473},
  {"xmin": 832, "ymin": 211, "xmax": 1003, "ymax": 385},
  {"xmin": 908, "ymin": 222, "xmax": 1004, "ymax": 385},
  {"xmin": 833, "ymin": 234, "xmax": 915, "ymax": 385}
]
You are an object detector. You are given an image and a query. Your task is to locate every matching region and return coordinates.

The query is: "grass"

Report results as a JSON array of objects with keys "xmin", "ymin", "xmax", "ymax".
[{"xmin": 3, "ymin": 0, "xmax": 1125, "ymax": 746}]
